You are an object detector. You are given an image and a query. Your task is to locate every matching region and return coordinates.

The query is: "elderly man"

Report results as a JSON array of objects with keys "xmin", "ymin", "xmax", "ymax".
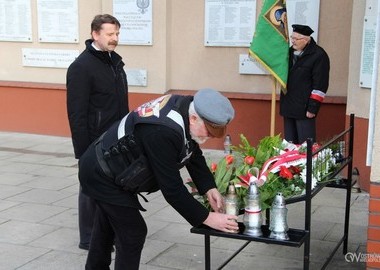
[
  {"xmin": 280, "ymin": 24, "xmax": 330, "ymax": 144},
  {"xmin": 79, "ymin": 88, "xmax": 239, "ymax": 269}
]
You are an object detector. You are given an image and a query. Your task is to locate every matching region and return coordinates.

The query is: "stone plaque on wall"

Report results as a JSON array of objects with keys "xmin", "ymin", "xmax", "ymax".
[
  {"xmin": 22, "ymin": 48, "xmax": 79, "ymax": 68},
  {"xmin": 0, "ymin": 0, "xmax": 32, "ymax": 42},
  {"xmin": 359, "ymin": 0, "xmax": 378, "ymax": 89},
  {"xmin": 204, "ymin": 0, "xmax": 257, "ymax": 47},
  {"xmin": 37, "ymin": 0, "xmax": 79, "ymax": 43},
  {"xmin": 114, "ymin": 0, "xmax": 153, "ymax": 45}
]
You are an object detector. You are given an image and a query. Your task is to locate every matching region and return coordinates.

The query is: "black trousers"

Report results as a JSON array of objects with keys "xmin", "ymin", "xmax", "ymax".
[
  {"xmin": 79, "ymin": 185, "xmax": 96, "ymax": 248},
  {"xmin": 85, "ymin": 201, "xmax": 147, "ymax": 270},
  {"xmin": 283, "ymin": 117, "xmax": 316, "ymax": 144}
]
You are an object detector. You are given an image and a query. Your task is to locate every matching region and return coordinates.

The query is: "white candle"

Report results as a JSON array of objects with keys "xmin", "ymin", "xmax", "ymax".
[
  {"xmin": 225, "ymin": 203, "xmax": 238, "ymax": 215},
  {"xmin": 248, "ymin": 212, "xmax": 261, "ymax": 226}
]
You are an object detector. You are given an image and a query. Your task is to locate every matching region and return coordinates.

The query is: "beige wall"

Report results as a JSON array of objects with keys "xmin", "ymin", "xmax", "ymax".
[
  {"xmin": 347, "ymin": 0, "xmax": 372, "ymax": 119},
  {"xmin": 0, "ymin": 0, "xmax": 101, "ymax": 85},
  {"xmin": 371, "ymin": 64, "xmax": 380, "ymax": 181},
  {"xmin": 167, "ymin": 0, "xmax": 353, "ymax": 95},
  {"xmin": 319, "ymin": 0, "xmax": 352, "ymax": 97},
  {"xmin": 370, "ymin": 1, "xmax": 380, "ymax": 182},
  {"xmin": 102, "ymin": 0, "xmax": 171, "ymax": 93},
  {"xmin": 0, "ymin": 0, "xmax": 353, "ymax": 96},
  {"xmin": 168, "ymin": 1, "xmax": 264, "ymax": 93}
]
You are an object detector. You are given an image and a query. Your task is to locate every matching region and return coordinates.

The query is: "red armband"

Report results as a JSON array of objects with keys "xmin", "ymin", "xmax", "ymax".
[{"xmin": 310, "ymin": 90, "xmax": 325, "ymax": 102}]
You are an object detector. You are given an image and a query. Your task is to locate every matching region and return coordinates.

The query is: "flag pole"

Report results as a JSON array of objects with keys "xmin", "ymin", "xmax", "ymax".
[{"xmin": 270, "ymin": 76, "xmax": 277, "ymax": 136}]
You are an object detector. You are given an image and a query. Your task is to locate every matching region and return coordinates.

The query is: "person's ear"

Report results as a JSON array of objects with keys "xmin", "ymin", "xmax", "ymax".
[
  {"xmin": 189, "ymin": 114, "xmax": 198, "ymax": 125},
  {"xmin": 92, "ymin": 30, "xmax": 99, "ymax": 41}
]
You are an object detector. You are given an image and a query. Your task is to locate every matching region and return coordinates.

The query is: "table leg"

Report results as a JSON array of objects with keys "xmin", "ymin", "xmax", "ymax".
[{"xmin": 205, "ymin": 235, "xmax": 210, "ymax": 270}]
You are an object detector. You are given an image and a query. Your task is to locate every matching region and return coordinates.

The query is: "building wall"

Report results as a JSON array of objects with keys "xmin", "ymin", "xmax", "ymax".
[
  {"xmin": 0, "ymin": 0, "xmax": 369, "ymax": 187},
  {"xmin": 347, "ymin": 0, "xmax": 373, "ymax": 119},
  {"xmin": 367, "ymin": 0, "xmax": 380, "ymax": 264},
  {"xmin": 0, "ymin": 80, "xmax": 346, "ymax": 150},
  {"xmin": 0, "ymin": 0, "xmax": 351, "ymax": 97},
  {"xmin": 345, "ymin": 0, "xmax": 378, "ymax": 195},
  {"xmin": 367, "ymin": 59, "xmax": 380, "ymax": 269}
]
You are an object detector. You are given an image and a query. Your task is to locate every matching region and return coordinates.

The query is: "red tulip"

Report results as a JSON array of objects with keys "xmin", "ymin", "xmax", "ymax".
[
  {"xmin": 225, "ymin": 155, "xmax": 234, "ymax": 165},
  {"xmin": 244, "ymin": 156, "xmax": 255, "ymax": 165},
  {"xmin": 210, "ymin": 162, "xmax": 217, "ymax": 172},
  {"xmin": 279, "ymin": 166, "xmax": 293, "ymax": 179}
]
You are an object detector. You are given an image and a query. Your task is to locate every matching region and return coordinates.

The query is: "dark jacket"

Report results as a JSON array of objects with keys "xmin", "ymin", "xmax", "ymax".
[
  {"xmin": 280, "ymin": 37, "xmax": 330, "ymax": 119},
  {"xmin": 66, "ymin": 39, "xmax": 129, "ymax": 159},
  {"xmin": 78, "ymin": 95, "xmax": 215, "ymax": 226}
]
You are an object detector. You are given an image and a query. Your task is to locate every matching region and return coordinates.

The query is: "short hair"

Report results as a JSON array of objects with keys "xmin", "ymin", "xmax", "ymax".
[
  {"xmin": 188, "ymin": 101, "xmax": 197, "ymax": 116},
  {"xmin": 188, "ymin": 101, "xmax": 204, "ymax": 124},
  {"xmin": 91, "ymin": 14, "xmax": 121, "ymax": 33}
]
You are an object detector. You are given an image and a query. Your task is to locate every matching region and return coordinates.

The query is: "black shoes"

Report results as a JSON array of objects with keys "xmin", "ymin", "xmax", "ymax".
[{"xmin": 78, "ymin": 243, "xmax": 90, "ymax": 250}]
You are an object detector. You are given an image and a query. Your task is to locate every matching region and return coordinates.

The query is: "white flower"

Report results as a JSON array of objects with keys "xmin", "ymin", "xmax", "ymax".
[
  {"xmin": 300, "ymin": 168, "xmax": 318, "ymax": 189},
  {"xmin": 313, "ymin": 148, "xmax": 335, "ymax": 180},
  {"xmin": 298, "ymin": 148, "xmax": 336, "ymax": 190}
]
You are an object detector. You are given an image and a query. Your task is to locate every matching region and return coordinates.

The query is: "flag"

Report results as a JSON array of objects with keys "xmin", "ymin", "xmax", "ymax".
[{"xmin": 249, "ymin": 0, "xmax": 289, "ymax": 90}]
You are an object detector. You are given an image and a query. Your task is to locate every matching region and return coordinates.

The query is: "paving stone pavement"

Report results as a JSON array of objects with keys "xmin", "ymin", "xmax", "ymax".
[{"xmin": 0, "ymin": 131, "xmax": 368, "ymax": 270}]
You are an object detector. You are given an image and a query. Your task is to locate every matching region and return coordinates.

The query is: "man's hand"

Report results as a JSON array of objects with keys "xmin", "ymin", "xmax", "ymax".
[
  {"xmin": 206, "ymin": 188, "xmax": 224, "ymax": 213},
  {"xmin": 306, "ymin": 111, "xmax": 315, "ymax": 118},
  {"xmin": 203, "ymin": 212, "xmax": 239, "ymax": 233}
]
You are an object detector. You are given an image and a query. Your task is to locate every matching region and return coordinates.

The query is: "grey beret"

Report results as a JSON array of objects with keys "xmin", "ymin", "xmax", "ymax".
[{"xmin": 193, "ymin": 88, "xmax": 235, "ymax": 125}]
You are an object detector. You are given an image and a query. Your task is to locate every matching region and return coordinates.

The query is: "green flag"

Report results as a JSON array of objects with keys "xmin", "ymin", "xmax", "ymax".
[{"xmin": 249, "ymin": 0, "xmax": 289, "ymax": 89}]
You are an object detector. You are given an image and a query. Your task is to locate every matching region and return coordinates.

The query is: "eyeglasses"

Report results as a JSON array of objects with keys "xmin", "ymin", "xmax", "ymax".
[{"xmin": 290, "ymin": 36, "xmax": 305, "ymax": 41}]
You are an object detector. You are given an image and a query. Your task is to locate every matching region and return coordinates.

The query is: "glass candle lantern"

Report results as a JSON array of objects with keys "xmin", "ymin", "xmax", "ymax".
[
  {"xmin": 224, "ymin": 182, "xmax": 239, "ymax": 233},
  {"xmin": 225, "ymin": 183, "xmax": 239, "ymax": 216},
  {"xmin": 224, "ymin": 135, "xmax": 232, "ymax": 154},
  {"xmin": 243, "ymin": 182, "xmax": 262, "ymax": 237},
  {"xmin": 269, "ymin": 192, "xmax": 289, "ymax": 240}
]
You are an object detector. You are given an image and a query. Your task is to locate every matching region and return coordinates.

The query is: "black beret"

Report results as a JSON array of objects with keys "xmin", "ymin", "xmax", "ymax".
[{"xmin": 292, "ymin": 24, "xmax": 314, "ymax": 36}]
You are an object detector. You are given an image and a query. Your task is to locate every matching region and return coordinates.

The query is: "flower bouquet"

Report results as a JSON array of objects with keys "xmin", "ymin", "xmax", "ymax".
[{"xmin": 187, "ymin": 134, "xmax": 340, "ymax": 212}]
